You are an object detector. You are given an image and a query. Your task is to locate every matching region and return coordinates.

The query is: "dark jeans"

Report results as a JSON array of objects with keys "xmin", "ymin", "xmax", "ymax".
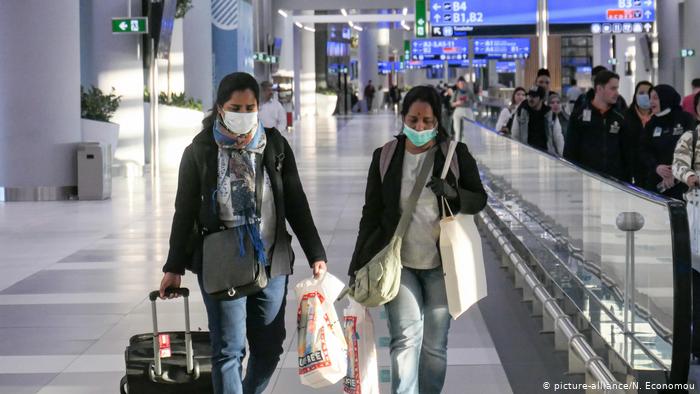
[{"xmin": 198, "ymin": 274, "xmax": 289, "ymax": 394}]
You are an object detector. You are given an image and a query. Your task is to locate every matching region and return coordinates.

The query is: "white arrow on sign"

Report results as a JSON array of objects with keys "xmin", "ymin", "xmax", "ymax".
[
  {"xmin": 435, "ymin": 14, "xmax": 442, "ymax": 23},
  {"xmin": 644, "ymin": 10, "xmax": 652, "ymax": 19},
  {"xmin": 644, "ymin": 23, "xmax": 652, "ymax": 32},
  {"xmin": 418, "ymin": 19, "xmax": 425, "ymax": 26},
  {"xmin": 119, "ymin": 21, "xmax": 128, "ymax": 31}
]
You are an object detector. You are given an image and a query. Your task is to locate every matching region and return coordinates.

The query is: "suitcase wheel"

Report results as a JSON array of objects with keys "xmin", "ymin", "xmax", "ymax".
[{"xmin": 120, "ymin": 375, "xmax": 128, "ymax": 394}]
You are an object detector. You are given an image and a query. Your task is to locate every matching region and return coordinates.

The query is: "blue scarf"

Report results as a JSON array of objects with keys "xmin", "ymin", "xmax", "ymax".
[{"xmin": 213, "ymin": 119, "xmax": 268, "ymax": 265}]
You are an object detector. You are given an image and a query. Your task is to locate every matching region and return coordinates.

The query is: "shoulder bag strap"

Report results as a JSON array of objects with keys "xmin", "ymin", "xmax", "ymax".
[
  {"xmin": 394, "ymin": 146, "xmax": 437, "ymax": 238},
  {"xmin": 379, "ymin": 139, "xmax": 398, "ymax": 183},
  {"xmin": 692, "ymin": 128, "xmax": 698, "ymax": 171}
]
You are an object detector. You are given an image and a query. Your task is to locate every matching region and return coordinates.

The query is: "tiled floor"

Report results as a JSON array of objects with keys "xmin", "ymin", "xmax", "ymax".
[{"xmin": 0, "ymin": 113, "xmax": 516, "ymax": 393}]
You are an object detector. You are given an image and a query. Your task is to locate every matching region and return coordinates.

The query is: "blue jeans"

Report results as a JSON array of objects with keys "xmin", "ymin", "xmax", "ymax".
[
  {"xmin": 385, "ymin": 267, "xmax": 451, "ymax": 394},
  {"xmin": 198, "ymin": 274, "xmax": 289, "ymax": 394}
]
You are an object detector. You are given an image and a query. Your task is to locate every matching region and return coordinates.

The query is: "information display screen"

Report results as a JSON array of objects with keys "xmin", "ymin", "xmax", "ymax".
[
  {"xmin": 548, "ymin": 0, "xmax": 656, "ymax": 34},
  {"xmin": 496, "ymin": 61, "xmax": 517, "ymax": 73},
  {"xmin": 429, "ymin": 0, "xmax": 537, "ymax": 36},
  {"xmin": 378, "ymin": 61, "xmax": 403, "ymax": 74},
  {"xmin": 405, "ymin": 58, "xmax": 487, "ymax": 69},
  {"xmin": 473, "ymin": 38, "xmax": 530, "ymax": 59},
  {"xmin": 410, "ymin": 38, "xmax": 469, "ymax": 61}
]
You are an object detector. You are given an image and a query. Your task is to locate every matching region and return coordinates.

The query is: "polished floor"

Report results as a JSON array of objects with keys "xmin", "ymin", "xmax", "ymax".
[{"xmin": 0, "ymin": 112, "xmax": 571, "ymax": 393}]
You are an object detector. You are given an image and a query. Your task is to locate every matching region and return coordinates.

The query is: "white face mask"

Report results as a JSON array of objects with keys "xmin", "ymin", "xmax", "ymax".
[{"xmin": 221, "ymin": 110, "xmax": 258, "ymax": 135}]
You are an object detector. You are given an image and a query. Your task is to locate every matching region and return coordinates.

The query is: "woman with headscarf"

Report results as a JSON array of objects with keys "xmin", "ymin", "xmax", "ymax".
[
  {"xmin": 159, "ymin": 72, "xmax": 328, "ymax": 393},
  {"xmin": 625, "ymin": 81, "xmax": 654, "ymax": 186},
  {"xmin": 640, "ymin": 84, "xmax": 697, "ymax": 199}
]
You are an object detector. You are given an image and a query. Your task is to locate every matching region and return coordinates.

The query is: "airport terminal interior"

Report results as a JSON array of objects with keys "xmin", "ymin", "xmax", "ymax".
[{"xmin": 2, "ymin": 0, "xmax": 700, "ymax": 393}]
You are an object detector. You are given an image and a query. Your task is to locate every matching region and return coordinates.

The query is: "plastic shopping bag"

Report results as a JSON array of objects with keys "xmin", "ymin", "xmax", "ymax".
[
  {"xmin": 688, "ymin": 189, "xmax": 700, "ymax": 270},
  {"xmin": 295, "ymin": 273, "xmax": 348, "ymax": 388},
  {"xmin": 342, "ymin": 299, "xmax": 379, "ymax": 394}
]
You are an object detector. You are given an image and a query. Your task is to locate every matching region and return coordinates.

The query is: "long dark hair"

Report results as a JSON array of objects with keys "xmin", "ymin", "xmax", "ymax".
[
  {"xmin": 400, "ymin": 86, "xmax": 449, "ymax": 142},
  {"xmin": 630, "ymin": 80, "xmax": 653, "ymax": 110},
  {"xmin": 202, "ymin": 72, "xmax": 260, "ymax": 132},
  {"xmin": 511, "ymin": 87, "xmax": 526, "ymax": 109}
]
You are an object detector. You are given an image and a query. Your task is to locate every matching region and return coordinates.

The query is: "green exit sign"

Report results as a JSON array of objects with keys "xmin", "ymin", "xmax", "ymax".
[
  {"xmin": 415, "ymin": 0, "xmax": 426, "ymax": 38},
  {"xmin": 112, "ymin": 17, "xmax": 148, "ymax": 34}
]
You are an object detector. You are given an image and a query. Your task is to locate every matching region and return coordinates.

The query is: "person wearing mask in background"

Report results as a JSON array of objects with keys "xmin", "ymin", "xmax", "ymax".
[
  {"xmin": 511, "ymin": 86, "xmax": 551, "ymax": 153},
  {"xmin": 564, "ymin": 71, "xmax": 632, "ymax": 182},
  {"xmin": 259, "ymin": 81, "xmax": 288, "ymax": 133},
  {"xmin": 572, "ymin": 65, "xmax": 628, "ymax": 117},
  {"xmin": 640, "ymin": 84, "xmax": 696, "ymax": 200},
  {"xmin": 349, "ymin": 86, "xmax": 487, "ymax": 394},
  {"xmin": 624, "ymin": 81, "xmax": 654, "ymax": 186},
  {"xmin": 159, "ymin": 72, "xmax": 328, "ymax": 394},
  {"xmin": 544, "ymin": 92, "xmax": 567, "ymax": 157},
  {"xmin": 364, "ymin": 80, "xmax": 376, "ymax": 113},
  {"xmin": 536, "ymin": 69, "xmax": 552, "ymax": 101},
  {"xmin": 451, "ymin": 76, "xmax": 476, "ymax": 142},
  {"xmin": 682, "ymin": 78, "xmax": 700, "ymax": 116},
  {"xmin": 495, "ymin": 87, "xmax": 526, "ymax": 134}
]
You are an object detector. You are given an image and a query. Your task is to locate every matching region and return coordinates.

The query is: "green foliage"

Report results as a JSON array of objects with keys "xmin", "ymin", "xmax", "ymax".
[
  {"xmin": 80, "ymin": 86, "xmax": 122, "ymax": 122},
  {"xmin": 175, "ymin": 0, "xmax": 193, "ymax": 19},
  {"xmin": 316, "ymin": 87, "xmax": 337, "ymax": 96},
  {"xmin": 160, "ymin": 91, "xmax": 204, "ymax": 111}
]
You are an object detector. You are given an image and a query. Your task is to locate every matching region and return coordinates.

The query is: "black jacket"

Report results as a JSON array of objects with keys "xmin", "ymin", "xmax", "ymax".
[
  {"xmin": 163, "ymin": 127, "xmax": 327, "ymax": 277},
  {"xmin": 348, "ymin": 136, "xmax": 487, "ymax": 276},
  {"xmin": 639, "ymin": 109, "xmax": 696, "ymax": 198},
  {"xmin": 624, "ymin": 106, "xmax": 651, "ymax": 186},
  {"xmin": 572, "ymin": 89, "xmax": 628, "ymax": 118},
  {"xmin": 564, "ymin": 102, "xmax": 632, "ymax": 182}
]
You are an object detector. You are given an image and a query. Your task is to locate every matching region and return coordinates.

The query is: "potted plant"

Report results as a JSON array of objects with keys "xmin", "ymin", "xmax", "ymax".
[{"xmin": 80, "ymin": 86, "xmax": 121, "ymax": 159}]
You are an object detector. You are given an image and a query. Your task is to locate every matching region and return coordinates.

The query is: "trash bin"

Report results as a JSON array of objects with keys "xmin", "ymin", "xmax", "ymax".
[{"xmin": 77, "ymin": 142, "xmax": 112, "ymax": 200}]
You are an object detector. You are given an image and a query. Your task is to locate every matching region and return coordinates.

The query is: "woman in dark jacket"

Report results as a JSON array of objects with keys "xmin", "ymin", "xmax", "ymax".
[
  {"xmin": 625, "ymin": 81, "xmax": 653, "ymax": 186},
  {"xmin": 640, "ymin": 84, "xmax": 697, "ymax": 200},
  {"xmin": 159, "ymin": 72, "xmax": 327, "ymax": 394},
  {"xmin": 349, "ymin": 86, "xmax": 487, "ymax": 394}
]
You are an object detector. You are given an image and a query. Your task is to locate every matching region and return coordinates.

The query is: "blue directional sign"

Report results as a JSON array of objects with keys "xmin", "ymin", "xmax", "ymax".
[
  {"xmin": 548, "ymin": 0, "xmax": 655, "ymax": 34},
  {"xmin": 496, "ymin": 61, "xmax": 517, "ymax": 73},
  {"xmin": 404, "ymin": 58, "xmax": 487, "ymax": 69},
  {"xmin": 410, "ymin": 38, "xmax": 469, "ymax": 61},
  {"xmin": 429, "ymin": 1, "xmax": 537, "ymax": 36},
  {"xmin": 473, "ymin": 38, "xmax": 530, "ymax": 59}
]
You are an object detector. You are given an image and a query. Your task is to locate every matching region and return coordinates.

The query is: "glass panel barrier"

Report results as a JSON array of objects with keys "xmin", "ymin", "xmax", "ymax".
[{"xmin": 462, "ymin": 110, "xmax": 691, "ymax": 382}]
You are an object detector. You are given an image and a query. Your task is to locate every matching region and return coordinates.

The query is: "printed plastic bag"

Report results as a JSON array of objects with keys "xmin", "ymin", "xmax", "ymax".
[
  {"xmin": 342, "ymin": 299, "xmax": 379, "ymax": 394},
  {"xmin": 295, "ymin": 273, "xmax": 348, "ymax": 388}
]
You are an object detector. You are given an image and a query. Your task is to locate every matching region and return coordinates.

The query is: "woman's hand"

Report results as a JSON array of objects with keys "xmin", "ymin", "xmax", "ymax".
[
  {"xmin": 159, "ymin": 272, "xmax": 182, "ymax": 299},
  {"xmin": 312, "ymin": 261, "xmax": 327, "ymax": 279},
  {"xmin": 688, "ymin": 174, "xmax": 699, "ymax": 188},
  {"xmin": 656, "ymin": 165, "xmax": 673, "ymax": 178},
  {"xmin": 427, "ymin": 176, "xmax": 458, "ymax": 199}
]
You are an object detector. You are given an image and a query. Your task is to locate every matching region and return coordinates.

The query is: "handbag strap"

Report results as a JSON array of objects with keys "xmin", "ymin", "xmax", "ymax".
[
  {"xmin": 395, "ymin": 146, "xmax": 437, "ymax": 238},
  {"xmin": 439, "ymin": 141, "xmax": 458, "ymax": 219}
]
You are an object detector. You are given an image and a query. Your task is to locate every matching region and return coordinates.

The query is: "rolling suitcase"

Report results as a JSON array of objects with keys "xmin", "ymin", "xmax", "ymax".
[{"xmin": 120, "ymin": 288, "xmax": 213, "ymax": 394}]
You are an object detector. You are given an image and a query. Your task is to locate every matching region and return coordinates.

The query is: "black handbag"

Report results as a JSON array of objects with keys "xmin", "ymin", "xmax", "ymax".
[{"xmin": 202, "ymin": 153, "xmax": 269, "ymax": 300}]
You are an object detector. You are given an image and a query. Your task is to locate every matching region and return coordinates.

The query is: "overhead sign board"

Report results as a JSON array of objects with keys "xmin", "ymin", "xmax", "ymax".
[
  {"xmin": 429, "ymin": 0, "xmax": 537, "ymax": 36},
  {"xmin": 410, "ymin": 38, "xmax": 469, "ymax": 61},
  {"xmin": 548, "ymin": 0, "xmax": 655, "ymax": 34},
  {"xmin": 473, "ymin": 38, "xmax": 530, "ymax": 59},
  {"xmin": 111, "ymin": 17, "xmax": 148, "ymax": 34}
]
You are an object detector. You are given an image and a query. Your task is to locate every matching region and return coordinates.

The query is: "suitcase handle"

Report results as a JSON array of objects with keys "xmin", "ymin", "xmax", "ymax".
[
  {"xmin": 149, "ymin": 287, "xmax": 189, "ymax": 301},
  {"xmin": 149, "ymin": 287, "xmax": 194, "ymax": 379}
]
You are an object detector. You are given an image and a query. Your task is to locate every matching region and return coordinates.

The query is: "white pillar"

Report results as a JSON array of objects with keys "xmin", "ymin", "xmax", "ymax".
[
  {"xmin": 683, "ymin": 0, "xmax": 700, "ymax": 96},
  {"xmin": 82, "ymin": 0, "xmax": 146, "ymax": 168},
  {"xmin": 183, "ymin": 0, "xmax": 213, "ymax": 110},
  {"xmin": 592, "ymin": 35, "xmax": 612, "ymax": 70},
  {"xmin": 0, "ymin": 0, "xmax": 81, "ymax": 200},
  {"xmin": 359, "ymin": 27, "xmax": 379, "ymax": 108},
  {"xmin": 615, "ymin": 35, "xmax": 635, "ymax": 103},
  {"xmin": 297, "ymin": 11, "xmax": 316, "ymax": 118},
  {"xmin": 657, "ymin": 0, "xmax": 682, "ymax": 86}
]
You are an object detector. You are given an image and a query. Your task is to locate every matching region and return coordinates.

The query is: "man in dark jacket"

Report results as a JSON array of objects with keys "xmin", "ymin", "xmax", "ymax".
[
  {"xmin": 564, "ymin": 70, "xmax": 632, "ymax": 182},
  {"xmin": 572, "ymin": 65, "xmax": 628, "ymax": 117}
]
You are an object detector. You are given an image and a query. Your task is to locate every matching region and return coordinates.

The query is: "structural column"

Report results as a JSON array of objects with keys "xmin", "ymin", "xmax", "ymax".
[
  {"xmin": 683, "ymin": 0, "xmax": 700, "ymax": 96},
  {"xmin": 293, "ymin": 11, "xmax": 316, "ymax": 118},
  {"xmin": 359, "ymin": 27, "xmax": 379, "ymax": 111},
  {"xmin": 657, "ymin": 0, "xmax": 681, "ymax": 86},
  {"xmin": 183, "ymin": 0, "xmax": 214, "ymax": 110},
  {"xmin": 0, "ymin": 0, "xmax": 82, "ymax": 201}
]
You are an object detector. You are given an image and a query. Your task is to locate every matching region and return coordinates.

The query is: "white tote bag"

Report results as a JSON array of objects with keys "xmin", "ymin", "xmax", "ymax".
[
  {"xmin": 439, "ymin": 141, "xmax": 488, "ymax": 319},
  {"xmin": 342, "ymin": 299, "xmax": 379, "ymax": 394},
  {"xmin": 295, "ymin": 273, "xmax": 348, "ymax": 388}
]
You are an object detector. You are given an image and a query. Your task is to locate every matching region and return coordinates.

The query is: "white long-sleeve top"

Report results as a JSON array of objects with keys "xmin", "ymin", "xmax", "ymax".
[{"xmin": 259, "ymin": 98, "xmax": 287, "ymax": 131}]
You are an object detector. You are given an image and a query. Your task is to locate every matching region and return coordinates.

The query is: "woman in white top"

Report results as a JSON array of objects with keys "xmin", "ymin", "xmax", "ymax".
[
  {"xmin": 349, "ymin": 86, "xmax": 487, "ymax": 394},
  {"xmin": 495, "ymin": 87, "xmax": 526, "ymax": 134}
]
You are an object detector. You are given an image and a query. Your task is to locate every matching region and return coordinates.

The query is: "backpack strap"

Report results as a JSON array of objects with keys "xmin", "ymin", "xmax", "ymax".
[
  {"xmin": 379, "ymin": 139, "xmax": 398, "ymax": 182},
  {"xmin": 440, "ymin": 141, "xmax": 460, "ymax": 180}
]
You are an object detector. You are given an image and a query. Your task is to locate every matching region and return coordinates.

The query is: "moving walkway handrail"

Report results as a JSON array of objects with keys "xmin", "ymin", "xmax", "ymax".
[{"xmin": 463, "ymin": 115, "xmax": 693, "ymax": 386}]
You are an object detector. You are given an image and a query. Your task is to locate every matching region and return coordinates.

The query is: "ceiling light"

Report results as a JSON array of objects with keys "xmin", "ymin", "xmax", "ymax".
[
  {"xmin": 303, "ymin": 26, "xmax": 316, "ymax": 32},
  {"xmin": 402, "ymin": 8, "xmax": 408, "ymax": 16},
  {"xmin": 348, "ymin": 21, "xmax": 354, "ymax": 27},
  {"xmin": 341, "ymin": 9, "xmax": 348, "ymax": 16},
  {"xmin": 353, "ymin": 25, "xmax": 363, "ymax": 31},
  {"xmin": 294, "ymin": 21, "xmax": 303, "ymax": 28},
  {"xmin": 278, "ymin": 9, "xmax": 288, "ymax": 18}
]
